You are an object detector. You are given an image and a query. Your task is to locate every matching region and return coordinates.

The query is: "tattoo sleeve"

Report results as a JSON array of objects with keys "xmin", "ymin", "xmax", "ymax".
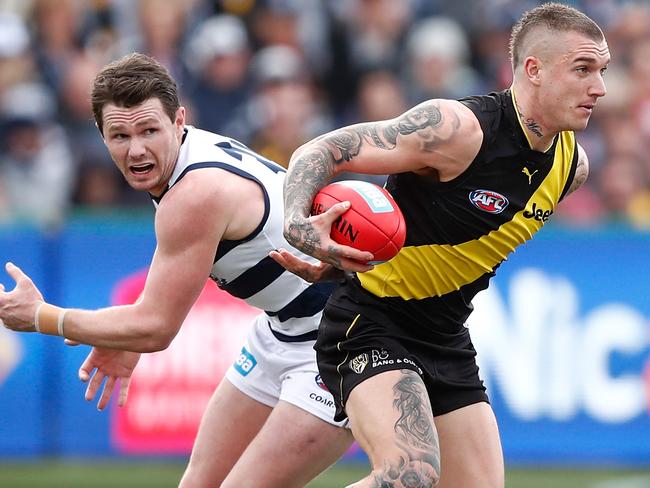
[
  {"xmin": 393, "ymin": 371, "xmax": 438, "ymax": 456},
  {"xmin": 283, "ymin": 102, "xmax": 447, "ymax": 253},
  {"xmin": 367, "ymin": 370, "xmax": 441, "ymax": 487},
  {"xmin": 283, "ymin": 146, "xmax": 335, "ymax": 253}
]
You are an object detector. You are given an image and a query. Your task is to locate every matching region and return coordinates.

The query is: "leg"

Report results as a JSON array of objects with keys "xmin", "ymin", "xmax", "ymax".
[
  {"xmin": 345, "ymin": 369, "xmax": 441, "ymax": 488},
  {"xmin": 179, "ymin": 378, "xmax": 272, "ymax": 488},
  {"xmin": 435, "ymin": 402, "xmax": 504, "ymax": 488},
  {"xmin": 222, "ymin": 400, "xmax": 354, "ymax": 488}
]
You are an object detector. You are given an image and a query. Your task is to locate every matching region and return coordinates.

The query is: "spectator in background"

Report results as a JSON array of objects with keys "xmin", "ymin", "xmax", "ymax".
[
  {"xmin": 0, "ymin": 12, "xmax": 33, "ymax": 96},
  {"xmin": 116, "ymin": 0, "xmax": 190, "ymax": 85},
  {"xmin": 184, "ymin": 14, "xmax": 253, "ymax": 134},
  {"xmin": 328, "ymin": 0, "xmax": 414, "ymax": 111},
  {"xmin": 354, "ymin": 68, "xmax": 409, "ymax": 123},
  {"xmin": 138, "ymin": 0, "xmax": 188, "ymax": 80},
  {"xmin": 29, "ymin": 0, "xmax": 87, "ymax": 94},
  {"xmin": 627, "ymin": 37, "xmax": 650, "ymax": 144},
  {"xmin": 80, "ymin": 2, "xmax": 120, "ymax": 65},
  {"xmin": 472, "ymin": 24, "xmax": 515, "ymax": 90},
  {"xmin": 598, "ymin": 152, "xmax": 648, "ymax": 222},
  {"xmin": 333, "ymin": 67, "xmax": 409, "ymax": 187},
  {"xmin": 0, "ymin": 82, "xmax": 75, "ymax": 228},
  {"xmin": 242, "ymin": 45, "xmax": 332, "ymax": 167},
  {"xmin": 57, "ymin": 53, "xmax": 128, "ymax": 208},
  {"xmin": 250, "ymin": 0, "xmax": 304, "ymax": 50},
  {"xmin": 403, "ymin": 16, "xmax": 486, "ymax": 102},
  {"xmin": 249, "ymin": 0, "xmax": 332, "ymax": 78},
  {"xmin": 333, "ymin": 0, "xmax": 414, "ymax": 75}
]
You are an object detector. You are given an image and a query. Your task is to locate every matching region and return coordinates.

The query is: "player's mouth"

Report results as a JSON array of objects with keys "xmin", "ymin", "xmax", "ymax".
[
  {"xmin": 578, "ymin": 102, "xmax": 595, "ymax": 114},
  {"xmin": 129, "ymin": 163, "xmax": 155, "ymax": 175}
]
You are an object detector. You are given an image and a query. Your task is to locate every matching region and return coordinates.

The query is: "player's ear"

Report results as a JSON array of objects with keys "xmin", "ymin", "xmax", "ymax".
[
  {"xmin": 174, "ymin": 106, "xmax": 186, "ymax": 137},
  {"xmin": 175, "ymin": 106, "xmax": 185, "ymax": 126},
  {"xmin": 523, "ymin": 56, "xmax": 542, "ymax": 86}
]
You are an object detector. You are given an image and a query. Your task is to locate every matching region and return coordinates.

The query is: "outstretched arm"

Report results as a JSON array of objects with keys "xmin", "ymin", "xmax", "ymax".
[
  {"xmin": 0, "ymin": 170, "xmax": 232, "ymax": 352},
  {"xmin": 282, "ymin": 99, "xmax": 482, "ymax": 271}
]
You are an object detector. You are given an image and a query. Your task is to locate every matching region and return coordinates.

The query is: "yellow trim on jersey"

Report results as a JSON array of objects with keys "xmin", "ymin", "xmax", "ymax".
[
  {"xmin": 358, "ymin": 131, "xmax": 576, "ymax": 300},
  {"xmin": 336, "ymin": 314, "xmax": 361, "ymax": 408}
]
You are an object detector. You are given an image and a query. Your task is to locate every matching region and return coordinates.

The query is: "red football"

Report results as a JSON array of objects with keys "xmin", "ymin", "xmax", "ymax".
[{"xmin": 311, "ymin": 180, "xmax": 406, "ymax": 264}]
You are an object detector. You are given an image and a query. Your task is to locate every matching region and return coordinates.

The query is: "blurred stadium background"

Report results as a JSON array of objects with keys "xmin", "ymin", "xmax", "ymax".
[{"xmin": 0, "ymin": 0, "xmax": 649, "ymax": 486}]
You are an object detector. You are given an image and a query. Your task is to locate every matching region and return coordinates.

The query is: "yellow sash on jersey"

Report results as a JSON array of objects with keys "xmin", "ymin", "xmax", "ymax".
[{"xmin": 358, "ymin": 131, "xmax": 575, "ymax": 300}]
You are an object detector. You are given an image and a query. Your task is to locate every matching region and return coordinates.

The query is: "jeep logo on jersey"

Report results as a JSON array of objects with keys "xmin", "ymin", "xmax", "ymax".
[
  {"xmin": 469, "ymin": 189, "xmax": 509, "ymax": 214},
  {"xmin": 523, "ymin": 202, "xmax": 554, "ymax": 222}
]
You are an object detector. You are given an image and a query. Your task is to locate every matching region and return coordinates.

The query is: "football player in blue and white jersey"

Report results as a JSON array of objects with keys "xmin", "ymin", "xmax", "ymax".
[{"xmin": 0, "ymin": 53, "xmax": 354, "ymax": 488}]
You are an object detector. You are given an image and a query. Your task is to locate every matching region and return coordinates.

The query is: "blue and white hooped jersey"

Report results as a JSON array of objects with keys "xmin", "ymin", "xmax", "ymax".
[{"xmin": 152, "ymin": 126, "xmax": 333, "ymax": 338}]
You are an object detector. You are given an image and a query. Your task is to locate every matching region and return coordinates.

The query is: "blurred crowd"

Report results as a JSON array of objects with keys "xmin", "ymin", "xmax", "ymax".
[{"xmin": 0, "ymin": 0, "xmax": 649, "ymax": 230}]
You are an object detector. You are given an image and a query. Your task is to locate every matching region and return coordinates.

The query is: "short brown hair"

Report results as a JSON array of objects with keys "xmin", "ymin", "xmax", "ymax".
[
  {"xmin": 91, "ymin": 52, "xmax": 180, "ymax": 134},
  {"xmin": 509, "ymin": 3, "xmax": 604, "ymax": 68}
]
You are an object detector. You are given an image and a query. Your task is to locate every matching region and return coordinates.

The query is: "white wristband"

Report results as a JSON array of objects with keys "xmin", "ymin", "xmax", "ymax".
[
  {"xmin": 57, "ymin": 309, "xmax": 67, "ymax": 337},
  {"xmin": 34, "ymin": 301, "xmax": 45, "ymax": 333}
]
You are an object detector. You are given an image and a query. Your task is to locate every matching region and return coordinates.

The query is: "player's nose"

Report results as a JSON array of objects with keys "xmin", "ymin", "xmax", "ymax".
[
  {"xmin": 590, "ymin": 74, "xmax": 607, "ymax": 98},
  {"xmin": 128, "ymin": 136, "xmax": 146, "ymax": 158}
]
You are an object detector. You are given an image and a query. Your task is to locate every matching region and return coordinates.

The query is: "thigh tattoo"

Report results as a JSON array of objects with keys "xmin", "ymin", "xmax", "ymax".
[
  {"xmin": 369, "ymin": 370, "xmax": 441, "ymax": 487},
  {"xmin": 393, "ymin": 370, "xmax": 436, "ymax": 451}
]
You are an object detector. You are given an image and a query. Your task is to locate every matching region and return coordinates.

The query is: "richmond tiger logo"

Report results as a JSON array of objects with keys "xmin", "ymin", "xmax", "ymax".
[{"xmin": 349, "ymin": 353, "xmax": 369, "ymax": 374}]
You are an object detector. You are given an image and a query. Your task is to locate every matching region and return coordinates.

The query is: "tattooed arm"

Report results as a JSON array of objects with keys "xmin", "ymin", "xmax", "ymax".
[
  {"xmin": 565, "ymin": 143, "xmax": 590, "ymax": 197},
  {"xmin": 281, "ymin": 99, "xmax": 482, "ymax": 270}
]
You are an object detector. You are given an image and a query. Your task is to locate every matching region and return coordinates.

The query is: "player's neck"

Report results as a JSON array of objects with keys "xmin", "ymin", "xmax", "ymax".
[{"xmin": 510, "ymin": 84, "xmax": 557, "ymax": 153}]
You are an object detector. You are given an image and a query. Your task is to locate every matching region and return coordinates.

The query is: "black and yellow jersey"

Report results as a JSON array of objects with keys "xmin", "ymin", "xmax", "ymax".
[{"xmin": 352, "ymin": 89, "xmax": 578, "ymax": 333}]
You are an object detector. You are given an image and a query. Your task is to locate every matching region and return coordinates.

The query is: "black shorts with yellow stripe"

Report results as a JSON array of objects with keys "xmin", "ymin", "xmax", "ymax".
[{"xmin": 314, "ymin": 279, "xmax": 489, "ymax": 422}]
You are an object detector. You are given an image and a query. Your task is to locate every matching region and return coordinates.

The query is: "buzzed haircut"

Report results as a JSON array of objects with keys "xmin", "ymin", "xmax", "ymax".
[
  {"xmin": 509, "ymin": 2, "xmax": 604, "ymax": 68},
  {"xmin": 91, "ymin": 52, "xmax": 180, "ymax": 135}
]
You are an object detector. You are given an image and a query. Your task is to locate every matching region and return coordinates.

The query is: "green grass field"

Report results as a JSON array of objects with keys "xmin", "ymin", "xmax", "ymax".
[{"xmin": 0, "ymin": 461, "xmax": 649, "ymax": 487}]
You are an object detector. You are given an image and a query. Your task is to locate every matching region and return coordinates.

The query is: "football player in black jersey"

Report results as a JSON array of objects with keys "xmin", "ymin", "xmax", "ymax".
[{"xmin": 272, "ymin": 3, "xmax": 609, "ymax": 487}]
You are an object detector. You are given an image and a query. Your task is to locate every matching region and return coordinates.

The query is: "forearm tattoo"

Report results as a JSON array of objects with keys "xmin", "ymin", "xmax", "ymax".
[
  {"xmin": 284, "ymin": 103, "xmax": 444, "ymax": 256},
  {"xmin": 369, "ymin": 370, "xmax": 441, "ymax": 487},
  {"xmin": 284, "ymin": 147, "xmax": 334, "ymax": 254}
]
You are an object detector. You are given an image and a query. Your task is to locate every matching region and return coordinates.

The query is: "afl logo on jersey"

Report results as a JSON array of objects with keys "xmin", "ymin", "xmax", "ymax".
[{"xmin": 469, "ymin": 189, "xmax": 509, "ymax": 214}]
